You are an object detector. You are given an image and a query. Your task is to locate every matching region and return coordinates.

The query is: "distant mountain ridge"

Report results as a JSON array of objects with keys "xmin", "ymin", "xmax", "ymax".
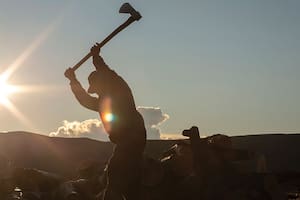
[
  {"xmin": 0, "ymin": 132, "xmax": 300, "ymax": 177},
  {"xmin": 0, "ymin": 132, "xmax": 113, "ymax": 177}
]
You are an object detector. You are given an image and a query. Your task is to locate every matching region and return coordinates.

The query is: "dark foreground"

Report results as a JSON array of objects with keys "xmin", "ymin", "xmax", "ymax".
[{"xmin": 0, "ymin": 132, "xmax": 300, "ymax": 199}]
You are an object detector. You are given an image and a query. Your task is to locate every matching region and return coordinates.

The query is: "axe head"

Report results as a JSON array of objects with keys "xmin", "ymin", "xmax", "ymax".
[{"xmin": 119, "ymin": 3, "xmax": 142, "ymax": 21}]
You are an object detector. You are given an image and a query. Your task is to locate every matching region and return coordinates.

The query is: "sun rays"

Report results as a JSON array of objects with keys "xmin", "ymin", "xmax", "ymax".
[{"xmin": 0, "ymin": 19, "xmax": 62, "ymax": 130}]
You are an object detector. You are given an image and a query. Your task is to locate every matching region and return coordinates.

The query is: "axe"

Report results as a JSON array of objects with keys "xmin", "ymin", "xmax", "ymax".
[{"xmin": 71, "ymin": 3, "xmax": 142, "ymax": 71}]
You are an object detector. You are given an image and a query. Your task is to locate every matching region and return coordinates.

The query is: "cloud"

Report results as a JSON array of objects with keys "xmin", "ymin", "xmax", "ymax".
[
  {"xmin": 137, "ymin": 107, "xmax": 169, "ymax": 140},
  {"xmin": 50, "ymin": 107, "xmax": 169, "ymax": 140},
  {"xmin": 49, "ymin": 119, "xmax": 109, "ymax": 141}
]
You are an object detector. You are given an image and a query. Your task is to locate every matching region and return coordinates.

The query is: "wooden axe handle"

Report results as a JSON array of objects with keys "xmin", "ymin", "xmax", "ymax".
[{"xmin": 71, "ymin": 16, "xmax": 136, "ymax": 71}]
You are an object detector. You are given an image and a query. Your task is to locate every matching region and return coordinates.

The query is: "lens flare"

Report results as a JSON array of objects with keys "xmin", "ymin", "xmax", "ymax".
[{"xmin": 104, "ymin": 113, "xmax": 114, "ymax": 122}]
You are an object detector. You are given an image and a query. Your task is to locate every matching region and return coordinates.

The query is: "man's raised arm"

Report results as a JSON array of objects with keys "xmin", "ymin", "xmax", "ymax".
[
  {"xmin": 91, "ymin": 44, "xmax": 110, "ymax": 71},
  {"xmin": 64, "ymin": 68, "xmax": 98, "ymax": 112}
]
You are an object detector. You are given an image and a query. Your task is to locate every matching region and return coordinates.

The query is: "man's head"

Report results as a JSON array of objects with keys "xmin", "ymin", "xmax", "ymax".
[{"xmin": 87, "ymin": 71, "xmax": 101, "ymax": 94}]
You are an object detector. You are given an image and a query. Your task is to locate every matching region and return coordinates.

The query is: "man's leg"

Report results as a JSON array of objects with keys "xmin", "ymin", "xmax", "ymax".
[
  {"xmin": 103, "ymin": 184, "xmax": 124, "ymax": 200},
  {"xmin": 104, "ymin": 146, "xmax": 144, "ymax": 200},
  {"xmin": 122, "ymin": 154, "xmax": 143, "ymax": 200}
]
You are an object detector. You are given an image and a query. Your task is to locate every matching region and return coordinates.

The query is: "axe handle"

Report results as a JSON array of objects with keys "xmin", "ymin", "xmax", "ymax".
[{"xmin": 72, "ymin": 16, "xmax": 136, "ymax": 71}]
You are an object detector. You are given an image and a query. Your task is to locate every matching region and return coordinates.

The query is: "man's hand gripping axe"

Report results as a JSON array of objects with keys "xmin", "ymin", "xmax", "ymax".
[{"xmin": 71, "ymin": 3, "xmax": 142, "ymax": 71}]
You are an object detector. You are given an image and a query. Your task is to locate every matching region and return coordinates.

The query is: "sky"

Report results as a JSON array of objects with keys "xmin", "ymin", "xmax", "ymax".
[{"xmin": 0, "ymin": 0, "xmax": 299, "ymax": 139}]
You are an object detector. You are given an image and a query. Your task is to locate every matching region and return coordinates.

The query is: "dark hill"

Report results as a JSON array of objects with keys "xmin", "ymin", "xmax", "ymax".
[
  {"xmin": 231, "ymin": 134, "xmax": 300, "ymax": 173},
  {"xmin": 0, "ymin": 132, "xmax": 299, "ymax": 177},
  {"xmin": 0, "ymin": 132, "xmax": 113, "ymax": 177}
]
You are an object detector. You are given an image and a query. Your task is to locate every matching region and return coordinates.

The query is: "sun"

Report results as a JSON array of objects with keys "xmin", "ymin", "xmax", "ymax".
[
  {"xmin": 0, "ymin": 72, "xmax": 36, "ymax": 128},
  {"xmin": 0, "ymin": 75, "xmax": 19, "ymax": 106}
]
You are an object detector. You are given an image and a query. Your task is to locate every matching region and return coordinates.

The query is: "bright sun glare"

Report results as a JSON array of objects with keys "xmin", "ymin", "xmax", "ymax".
[
  {"xmin": 0, "ymin": 75, "xmax": 19, "ymax": 106},
  {"xmin": 0, "ymin": 19, "xmax": 59, "ymax": 129}
]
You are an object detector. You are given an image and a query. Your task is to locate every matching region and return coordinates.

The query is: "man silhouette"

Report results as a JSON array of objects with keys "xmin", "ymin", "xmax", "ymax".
[{"xmin": 65, "ymin": 44, "xmax": 146, "ymax": 200}]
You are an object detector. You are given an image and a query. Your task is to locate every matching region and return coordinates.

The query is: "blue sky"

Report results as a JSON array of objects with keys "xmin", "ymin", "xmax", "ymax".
[{"xmin": 0, "ymin": 0, "xmax": 299, "ymax": 137}]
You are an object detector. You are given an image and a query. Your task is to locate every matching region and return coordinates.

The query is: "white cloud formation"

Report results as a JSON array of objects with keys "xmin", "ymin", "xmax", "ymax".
[
  {"xmin": 137, "ymin": 106, "xmax": 169, "ymax": 140},
  {"xmin": 50, "ymin": 107, "xmax": 169, "ymax": 140},
  {"xmin": 49, "ymin": 119, "xmax": 109, "ymax": 141}
]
